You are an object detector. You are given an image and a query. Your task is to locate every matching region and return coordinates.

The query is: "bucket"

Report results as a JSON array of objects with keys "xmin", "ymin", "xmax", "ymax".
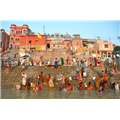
[{"xmin": 31, "ymin": 83, "xmax": 33, "ymax": 87}]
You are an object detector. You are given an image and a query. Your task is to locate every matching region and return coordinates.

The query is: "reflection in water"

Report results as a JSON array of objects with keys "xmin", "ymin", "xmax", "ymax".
[{"xmin": 1, "ymin": 89, "xmax": 120, "ymax": 99}]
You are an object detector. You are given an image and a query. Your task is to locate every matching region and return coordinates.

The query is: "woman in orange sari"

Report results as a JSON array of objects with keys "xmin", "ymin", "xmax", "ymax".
[
  {"xmin": 100, "ymin": 57, "xmax": 103, "ymax": 68},
  {"xmin": 95, "ymin": 75, "xmax": 100, "ymax": 89},
  {"xmin": 86, "ymin": 82, "xmax": 93, "ymax": 90},
  {"xmin": 39, "ymin": 72, "xmax": 43, "ymax": 83},
  {"xmin": 46, "ymin": 74, "xmax": 50, "ymax": 84},
  {"xmin": 79, "ymin": 82, "xmax": 84, "ymax": 90}
]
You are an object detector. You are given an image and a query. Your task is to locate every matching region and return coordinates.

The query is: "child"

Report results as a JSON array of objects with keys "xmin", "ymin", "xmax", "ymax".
[{"xmin": 97, "ymin": 86, "xmax": 103, "ymax": 95}]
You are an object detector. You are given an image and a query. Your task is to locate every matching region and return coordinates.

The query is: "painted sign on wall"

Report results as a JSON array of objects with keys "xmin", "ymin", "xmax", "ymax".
[
  {"xmin": 77, "ymin": 47, "xmax": 85, "ymax": 53},
  {"xmin": 34, "ymin": 45, "xmax": 42, "ymax": 50}
]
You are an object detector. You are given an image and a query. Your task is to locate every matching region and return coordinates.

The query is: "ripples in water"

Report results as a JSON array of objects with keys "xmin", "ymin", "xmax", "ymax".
[{"xmin": 1, "ymin": 89, "xmax": 120, "ymax": 99}]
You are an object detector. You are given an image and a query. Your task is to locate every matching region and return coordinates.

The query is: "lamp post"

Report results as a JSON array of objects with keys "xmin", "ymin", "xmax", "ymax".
[
  {"xmin": 26, "ymin": 31, "xmax": 29, "ymax": 53},
  {"xmin": 118, "ymin": 36, "xmax": 120, "ymax": 43}
]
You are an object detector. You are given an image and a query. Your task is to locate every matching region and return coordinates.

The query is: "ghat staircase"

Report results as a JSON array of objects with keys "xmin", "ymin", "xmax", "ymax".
[{"xmin": 1, "ymin": 65, "xmax": 120, "ymax": 90}]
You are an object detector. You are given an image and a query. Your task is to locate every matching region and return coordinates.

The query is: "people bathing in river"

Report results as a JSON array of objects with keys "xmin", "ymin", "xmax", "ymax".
[
  {"xmin": 33, "ymin": 85, "xmax": 38, "ymax": 92},
  {"xmin": 14, "ymin": 83, "xmax": 21, "ymax": 90},
  {"xmin": 35, "ymin": 75, "xmax": 39, "ymax": 86},
  {"xmin": 86, "ymin": 82, "xmax": 93, "ymax": 90},
  {"xmin": 79, "ymin": 81, "xmax": 84, "ymax": 90},
  {"xmin": 97, "ymin": 86, "xmax": 103, "ymax": 95},
  {"xmin": 57, "ymin": 82, "xmax": 63, "ymax": 91},
  {"xmin": 38, "ymin": 82, "xmax": 43, "ymax": 90},
  {"xmin": 100, "ymin": 77, "xmax": 106, "ymax": 91},
  {"xmin": 25, "ymin": 80, "xmax": 30, "ymax": 90},
  {"xmin": 67, "ymin": 83, "xmax": 72, "ymax": 91}
]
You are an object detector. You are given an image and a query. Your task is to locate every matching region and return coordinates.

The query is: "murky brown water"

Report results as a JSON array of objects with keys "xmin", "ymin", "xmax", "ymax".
[{"xmin": 1, "ymin": 89, "xmax": 120, "ymax": 99}]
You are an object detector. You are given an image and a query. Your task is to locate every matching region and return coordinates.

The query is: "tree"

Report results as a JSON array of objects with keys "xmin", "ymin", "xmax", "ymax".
[
  {"xmin": 83, "ymin": 42, "xmax": 88, "ymax": 47},
  {"xmin": 114, "ymin": 46, "xmax": 120, "ymax": 51}
]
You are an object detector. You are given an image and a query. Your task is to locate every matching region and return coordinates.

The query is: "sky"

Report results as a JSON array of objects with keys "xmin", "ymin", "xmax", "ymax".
[{"xmin": 1, "ymin": 20, "xmax": 120, "ymax": 46}]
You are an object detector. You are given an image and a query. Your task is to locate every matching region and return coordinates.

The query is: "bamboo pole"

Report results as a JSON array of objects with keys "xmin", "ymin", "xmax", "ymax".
[
  {"xmin": 4, "ymin": 39, "xmax": 7, "ymax": 66},
  {"xmin": 109, "ymin": 33, "xmax": 112, "ymax": 58}
]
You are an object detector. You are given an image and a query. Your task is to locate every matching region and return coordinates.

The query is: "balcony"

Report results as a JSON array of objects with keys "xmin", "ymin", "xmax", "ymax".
[
  {"xmin": 10, "ymin": 32, "xmax": 15, "ymax": 35},
  {"xmin": 15, "ymin": 33, "xmax": 22, "ymax": 35},
  {"xmin": 10, "ymin": 40, "xmax": 14, "ymax": 42}
]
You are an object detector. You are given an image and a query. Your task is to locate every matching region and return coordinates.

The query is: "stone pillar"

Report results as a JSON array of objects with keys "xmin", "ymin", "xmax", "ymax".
[
  {"xmin": 116, "ymin": 57, "xmax": 120, "ymax": 71},
  {"xmin": 106, "ymin": 52, "xmax": 108, "ymax": 57},
  {"xmin": 100, "ymin": 51, "xmax": 101, "ymax": 57}
]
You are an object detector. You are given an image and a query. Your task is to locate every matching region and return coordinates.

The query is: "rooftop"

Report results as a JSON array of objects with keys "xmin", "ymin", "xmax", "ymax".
[{"xmin": 0, "ymin": 29, "xmax": 5, "ymax": 31}]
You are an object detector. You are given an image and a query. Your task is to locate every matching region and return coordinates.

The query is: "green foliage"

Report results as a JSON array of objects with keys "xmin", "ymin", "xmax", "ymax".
[
  {"xmin": 112, "ymin": 50, "xmax": 120, "ymax": 55},
  {"xmin": 114, "ymin": 46, "xmax": 120, "ymax": 51},
  {"xmin": 83, "ymin": 42, "xmax": 88, "ymax": 47}
]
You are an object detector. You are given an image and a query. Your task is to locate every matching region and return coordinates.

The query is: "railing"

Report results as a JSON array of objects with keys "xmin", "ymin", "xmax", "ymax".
[
  {"xmin": 10, "ymin": 32, "xmax": 15, "ymax": 34},
  {"xmin": 10, "ymin": 40, "xmax": 14, "ymax": 42},
  {"xmin": 16, "ymin": 33, "xmax": 22, "ymax": 35}
]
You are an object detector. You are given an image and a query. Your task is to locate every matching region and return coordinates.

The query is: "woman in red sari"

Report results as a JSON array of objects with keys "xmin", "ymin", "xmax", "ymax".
[
  {"xmin": 95, "ymin": 58, "xmax": 97, "ymax": 66},
  {"xmin": 9, "ymin": 61, "xmax": 11, "ymax": 70},
  {"xmin": 67, "ymin": 83, "xmax": 72, "ymax": 91},
  {"xmin": 66, "ymin": 57, "xmax": 69, "ymax": 65}
]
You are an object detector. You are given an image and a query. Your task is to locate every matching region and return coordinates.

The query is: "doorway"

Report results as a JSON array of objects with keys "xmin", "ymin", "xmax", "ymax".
[
  {"xmin": 47, "ymin": 43, "xmax": 50, "ymax": 48},
  {"xmin": 67, "ymin": 43, "xmax": 69, "ymax": 47}
]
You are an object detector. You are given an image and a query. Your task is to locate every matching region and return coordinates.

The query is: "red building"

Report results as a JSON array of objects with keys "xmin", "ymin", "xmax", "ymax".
[
  {"xmin": 19, "ymin": 35, "xmax": 46, "ymax": 52},
  {"xmin": 0, "ymin": 29, "xmax": 10, "ymax": 53},
  {"xmin": 9, "ymin": 24, "xmax": 32, "ymax": 49}
]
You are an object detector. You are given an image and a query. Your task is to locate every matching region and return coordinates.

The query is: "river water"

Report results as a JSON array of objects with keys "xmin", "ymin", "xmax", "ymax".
[{"xmin": 1, "ymin": 89, "xmax": 120, "ymax": 99}]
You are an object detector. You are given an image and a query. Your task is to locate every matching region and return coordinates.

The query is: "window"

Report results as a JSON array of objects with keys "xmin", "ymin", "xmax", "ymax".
[
  {"xmin": 36, "ymin": 40, "xmax": 38, "ymax": 44},
  {"xmin": 24, "ymin": 30, "xmax": 26, "ymax": 33},
  {"xmin": 29, "ymin": 41, "xmax": 31, "ymax": 44},
  {"xmin": 11, "ymin": 37, "xmax": 14, "ymax": 40},
  {"xmin": 104, "ymin": 45, "xmax": 108, "ymax": 48},
  {"xmin": 76, "ymin": 42, "xmax": 78, "ymax": 45}
]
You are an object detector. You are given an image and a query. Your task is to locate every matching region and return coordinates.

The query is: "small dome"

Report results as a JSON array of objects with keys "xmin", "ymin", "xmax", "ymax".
[
  {"xmin": 64, "ymin": 33, "xmax": 71, "ymax": 38},
  {"xmin": 11, "ymin": 24, "xmax": 16, "ymax": 26},
  {"xmin": 23, "ymin": 24, "xmax": 28, "ymax": 27}
]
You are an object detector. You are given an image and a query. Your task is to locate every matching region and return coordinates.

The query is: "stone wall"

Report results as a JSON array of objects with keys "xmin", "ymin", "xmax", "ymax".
[{"xmin": 116, "ymin": 57, "xmax": 120, "ymax": 71}]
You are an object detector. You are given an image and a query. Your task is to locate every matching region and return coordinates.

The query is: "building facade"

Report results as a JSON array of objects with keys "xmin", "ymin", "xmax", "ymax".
[
  {"xmin": 19, "ymin": 35, "xmax": 46, "ymax": 52},
  {"xmin": 0, "ymin": 29, "xmax": 10, "ymax": 53},
  {"xmin": 9, "ymin": 24, "xmax": 33, "ymax": 49}
]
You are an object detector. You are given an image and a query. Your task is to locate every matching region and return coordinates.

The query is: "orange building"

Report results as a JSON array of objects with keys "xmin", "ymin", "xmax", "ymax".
[
  {"xmin": 19, "ymin": 35, "xmax": 46, "ymax": 52},
  {"xmin": 9, "ymin": 24, "xmax": 32, "ymax": 49},
  {"xmin": 72, "ymin": 34, "xmax": 83, "ymax": 51},
  {"xmin": 0, "ymin": 29, "xmax": 10, "ymax": 53}
]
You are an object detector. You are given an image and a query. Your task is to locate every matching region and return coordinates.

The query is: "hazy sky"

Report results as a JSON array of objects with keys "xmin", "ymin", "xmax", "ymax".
[{"xmin": 1, "ymin": 20, "xmax": 120, "ymax": 45}]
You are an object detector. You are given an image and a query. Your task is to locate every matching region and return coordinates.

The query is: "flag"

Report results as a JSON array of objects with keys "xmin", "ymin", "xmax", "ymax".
[{"xmin": 37, "ymin": 33, "xmax": 42, "ymax": 39}]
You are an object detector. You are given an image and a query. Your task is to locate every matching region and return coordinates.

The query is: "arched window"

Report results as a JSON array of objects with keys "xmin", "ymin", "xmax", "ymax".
[{"xmin": 11, "ymin": 37, "xmax": 14, "ymax": 40}]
